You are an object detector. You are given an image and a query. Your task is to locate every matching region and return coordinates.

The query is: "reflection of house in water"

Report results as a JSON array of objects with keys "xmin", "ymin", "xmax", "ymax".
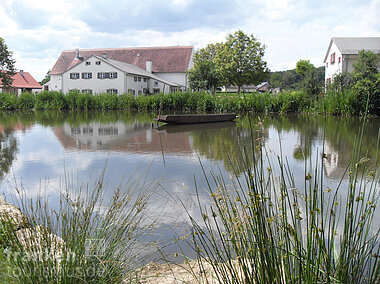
[
  {"xmin": 323, "ymin": 141, "xmax": 339, "ymax": 177},
  {"xmin": 53, "ymin": 122, "xmax": 193, "ymax": 155}
]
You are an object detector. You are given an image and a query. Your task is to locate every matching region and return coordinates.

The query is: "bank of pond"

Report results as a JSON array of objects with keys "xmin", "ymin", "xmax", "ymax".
[{"xmin": 0, "ymin": 89, "xmax": 377, "ymax": 116}]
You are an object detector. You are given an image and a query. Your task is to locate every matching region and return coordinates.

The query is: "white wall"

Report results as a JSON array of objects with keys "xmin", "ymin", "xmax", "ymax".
[
  {"xmin": 62, "ymin": 57, "xmax": 125, "ymax": 94},
  {"xmin": 47, "ymin": 74, "xmax": 63, "ymax": 91},
  {"xmin": 325, "ymin": 42, "xmax": 343, "ymax": 84},
  {"xmin": 154, "ymin": 72, "xmax": 188, "ymax": 90},
  {"xmin": 125, "ymin": 75, "xmax": 149, "ymax": 95}
]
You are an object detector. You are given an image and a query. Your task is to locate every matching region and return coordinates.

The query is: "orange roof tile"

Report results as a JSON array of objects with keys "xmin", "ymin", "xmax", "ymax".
[
  {"xmin": 0, "ymin": 72, "xmax": 42, "ymax": 89},
  {"xmin": 50, "ymin": 46, "xmax": 194, "ymax": 75}
]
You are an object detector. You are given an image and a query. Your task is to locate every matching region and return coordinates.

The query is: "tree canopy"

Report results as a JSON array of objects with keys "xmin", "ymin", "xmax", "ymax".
[
  {"xmin": 0, "ymin": 38, "xmax": 16, "ymax": 89},
  {"xmin": 188, "ymin": 30, "xmax": 268, "ymax": 94}
]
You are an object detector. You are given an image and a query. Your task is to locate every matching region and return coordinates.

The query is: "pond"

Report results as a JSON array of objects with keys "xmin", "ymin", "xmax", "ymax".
[{"xmin": 0, "ymin": 111, "xmax": 379, "ymax": 263}]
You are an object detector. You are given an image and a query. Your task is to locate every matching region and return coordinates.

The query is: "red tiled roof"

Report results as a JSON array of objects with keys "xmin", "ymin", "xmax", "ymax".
[
  {"xmin": 50, "ymin": 46, "xmax": 194, "ymax": 75},
  {"xmin": 0, "ymin": 72, "xmax": 42, "ymax": 89}
]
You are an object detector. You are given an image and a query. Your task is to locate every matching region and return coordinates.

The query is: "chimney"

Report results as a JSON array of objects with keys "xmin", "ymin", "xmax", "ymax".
[
  {"xmin": 146, "ymin": 61, "xmax": 152, "ymax": 73},
  {"xmin": 20, "ymin": 70, "xmax": 24, "ymax": 77},
  {"xmin": 75, "ymin": 48, "xmax": 80, "ymax": 59},
  {"xmin": 102, "ymin": 53, "xmax": 107, "ymax": 59}
]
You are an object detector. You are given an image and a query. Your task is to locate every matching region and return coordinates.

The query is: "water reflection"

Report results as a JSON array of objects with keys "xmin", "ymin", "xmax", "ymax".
[{"xmin": 0, "ymin": 111, "xmax": 378, "ymax": 262}]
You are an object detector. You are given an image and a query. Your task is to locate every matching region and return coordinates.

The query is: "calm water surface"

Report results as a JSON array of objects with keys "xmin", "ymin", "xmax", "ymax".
[{"xmin": 0, "ymin": 111, "xmax": 379, "ymax": 262}]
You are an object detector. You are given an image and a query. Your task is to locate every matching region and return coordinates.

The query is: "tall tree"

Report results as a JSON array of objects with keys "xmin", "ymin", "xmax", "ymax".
[
  {"xmin": 216, "ymin": 30, "xmax": 268, "ymax": 94},
  {"xmin": 188, "ymin": 44, "xmax": 223, "ymax": 93},
  {"xmin": 40, "ymin": 70, "xmax": 51, "ymax": 85},
  {"xmin": 188, "ymin": 60, "xmax": 220, "ymax": 93},
  {"xmin": 295, "ymin": 59, "xmax": 314, "ymax": 77},
  {"xmin": 352, "ymin": 50, "xmax": 380, "ymax": 115},
  {"xmin": 0, "ymin": 38, "xmax": 16, "ymax": 89}
]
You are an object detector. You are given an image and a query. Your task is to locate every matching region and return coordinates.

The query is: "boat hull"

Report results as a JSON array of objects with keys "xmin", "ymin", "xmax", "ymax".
[{"xmin": 155, "ymin": 113, "xmax": 237, "ymax": 124}]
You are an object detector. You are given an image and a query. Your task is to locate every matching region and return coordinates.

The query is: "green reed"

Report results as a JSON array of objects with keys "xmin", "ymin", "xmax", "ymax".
[
  {"xmin": 0, "ymin": 171, "xmax": 156, "ymax": 283},
  {"xmin": 181, "ymin": 118, "xmax": 379, "ymax": 283}
]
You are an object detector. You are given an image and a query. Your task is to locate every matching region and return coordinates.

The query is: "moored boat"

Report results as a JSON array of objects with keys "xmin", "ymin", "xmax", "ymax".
[{"xmin": 155, "ymin": 113, "xmax": 237, "ymax": 124}]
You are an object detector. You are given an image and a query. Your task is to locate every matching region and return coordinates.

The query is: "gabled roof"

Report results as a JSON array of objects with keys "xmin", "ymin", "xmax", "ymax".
[
  {"xmin": 64, "ymin": 55, "xmax": 181, "ymax": 87},
  {"xmin": 0, "ymin": 72, "xmax": 42, "ymax": 89},
  {"xmin": 51, "ymin": 46, "xmax": 194, "ymax": 75},
  {"xmin": 324, "ymin": 37, "xmax": 380, "ymax": 63},
  {"xmin": 104, "ymin": 57, "xmax": 181, "ymax": 87},
  {"xmin": 256, "ymin": 82, "xmax": 269, "ymax": 89}
]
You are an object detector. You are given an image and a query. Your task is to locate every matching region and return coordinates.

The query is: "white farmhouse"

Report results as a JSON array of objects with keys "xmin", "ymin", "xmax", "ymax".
[
  {"xmin": 323, "ymin": 37, "xmax": 380, "ymax": 85},
  {"xmin": 46, "ymin": 46, "xmax": 194, "ymax": 95}
]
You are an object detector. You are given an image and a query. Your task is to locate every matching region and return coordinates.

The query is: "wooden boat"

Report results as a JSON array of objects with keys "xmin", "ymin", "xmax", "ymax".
[
  {"xmin": 155, "ymin": 113, "xmax": 237, "ymax": 124},
  {"xmin": 157, "ymin": 121, "xmax": 236, "ymax": 133}
]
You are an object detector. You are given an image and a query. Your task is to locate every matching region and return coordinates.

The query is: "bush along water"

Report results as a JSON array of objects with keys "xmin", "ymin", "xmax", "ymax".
[
  {"xmin": 0, "ymin": 88, "xmax": 377, "ymax": 115},
  {"xmin": 179, "ymin": 118, "xmax": 379, "ymax": 283}
]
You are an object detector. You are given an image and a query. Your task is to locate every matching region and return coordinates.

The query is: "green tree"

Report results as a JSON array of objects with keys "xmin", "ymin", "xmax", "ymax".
[
  {"xmin": 352, "ymin": 50, "xmax": 380, "ymax": 115},
  {"xmin": 188, "ymin": 60, "xmax": 220, "ymax": 93},
  {"xmin": 296, "ymin": 59, "xmax": 323, "ymax": 97},
  {"xmin": 0, "ymin": 38, "xmax": 16, "ymax": 89},
  {"xmin": 216, "ymin": 30, "xmax": 268, "ymax": 94},
  {"xmin": 188, "ymin": 44, "xmax": 223, "ymax": 93},
  {"xmin": 296, "ymin": 59, "xmax": 314, "ymax": 77},
  {"xmin": 353, "ymin": 50, "xmax": 379, "ymax": 80},
  {"xmin": 269, "ymin": 72, "xmax": 283, "ymax": 89},
  {"xmin": 40, "ymin": 70, "xmax": 50, "ymax": 85}
]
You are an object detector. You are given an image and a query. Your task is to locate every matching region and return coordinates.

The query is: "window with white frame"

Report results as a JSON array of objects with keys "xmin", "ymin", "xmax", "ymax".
[
  {"xmin": 134, "ymin": 77, "xmax": 137, "ymax": 82},
  {"xmin": 138, "ymin": 77, "xmax": 141, "ymax": 82},
  {"xmin": 86, "ymin": 62, "xmax": 91, "ymax": 65},
  {"xmin": 110, "ymin": 72, "xmax": 117, "ymax": 79},
  {"xmin": 128, "ymin": 89, "xmax": 135, "ymax": 95},
  {"xmin": 95, "ymin": 61, "xmax": 101, "ymax": 65},
  {"xmin": 107, "ymin": 89, "xmax": 118, "ymax": 94},
  {"xmin": 82, "ymin": 72, "xmax": 92, "ymax": 79},
  {"xmin": 153, "ymin": 88, "xmax": 160, "ymax": 94},
  {"xmin": 70, "ymin": 73, "xmax": 80, "ymax": 79},
  {"xmin": 98, "ymin": 72, "xmax": 105, "ymax": 79},
  {"xmin": 143, "ymin": 78, "xmax": 147, "ymax": 82}
]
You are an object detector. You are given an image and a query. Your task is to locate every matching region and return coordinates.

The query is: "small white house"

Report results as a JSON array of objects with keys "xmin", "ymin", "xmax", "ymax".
[
  {"xmin": 46, "ymin": 46, "xmax": 194, "ymax": 95},
  {"xmin": 323, "ymin": 37, "xmax": 380, "ymax": 85}
]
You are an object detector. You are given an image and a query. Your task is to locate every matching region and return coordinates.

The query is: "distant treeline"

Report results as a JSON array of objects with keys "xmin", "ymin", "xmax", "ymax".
[
  {"xmin": 269, "ymin": 66, "xmax": 325, "ymax": 91},
  {"xmin": 0, "ymin": 89, "xmax": 377, "ymax": 115}
]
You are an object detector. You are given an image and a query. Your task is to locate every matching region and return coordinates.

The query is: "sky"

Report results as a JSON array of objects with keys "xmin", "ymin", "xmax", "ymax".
[{"xmin": 0, "ymin": 0, "xmax": 379, "ymax": 81}]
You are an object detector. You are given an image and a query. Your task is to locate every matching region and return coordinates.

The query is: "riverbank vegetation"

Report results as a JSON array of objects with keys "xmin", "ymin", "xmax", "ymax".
[
  {"xmin": 179, "ymin": 119, "xmax": 379, "ymax": 283},
  {"xmin": 0, "ymin": 86, "xmax": 378, "ymax": 115},
  {"xmin": 0, "ymin": 173, "xmax": 155, "ymax": 283}
]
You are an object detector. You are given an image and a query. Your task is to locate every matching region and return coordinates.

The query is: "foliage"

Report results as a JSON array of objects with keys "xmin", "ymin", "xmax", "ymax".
[
  {"xmin": 216, "ymin": 30, "xmax": 268, "ymax": 94},
  {"xmin": 296, "ymin": 59, "xmax": 314, "ymax": 76},
  {"xmin": 39, "ymin": 70, "xmax": 50, "ymax": 85},
  {"xmin": 189, "ymin": 31, "xmax": 268, "ymax": 94},
  {"xmin": 0, "ymin": 38, "xmax": 16, "ymax": 89},
  {"xmin": 188, "ymin": 60, "xmax": 221, "ymax": 93},
  {"xmin": 0, "ymin": 88, "xmax": 377, "ymax": 115},
  {"xmin": 352, "ymin": 50, "xmax": 380, "ymax": 115}
]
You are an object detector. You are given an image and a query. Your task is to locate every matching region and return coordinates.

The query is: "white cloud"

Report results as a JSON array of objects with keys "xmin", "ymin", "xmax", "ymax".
[{"xmin": 0, "ymin": 0, "xmax": 379, "ymax": 80}]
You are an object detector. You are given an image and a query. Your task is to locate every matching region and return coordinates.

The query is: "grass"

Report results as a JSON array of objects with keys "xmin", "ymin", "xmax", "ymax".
[
  {"xmin": 0, "ymin": 170, "xmax": 156, "ymax": 283},
  {"xmin": 0, "ymin": 89, "xmax": 376, "ymax": 115},
  {"xmin": 180, "ymin": 117, "xmax": 379, "ymax": 283}
]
